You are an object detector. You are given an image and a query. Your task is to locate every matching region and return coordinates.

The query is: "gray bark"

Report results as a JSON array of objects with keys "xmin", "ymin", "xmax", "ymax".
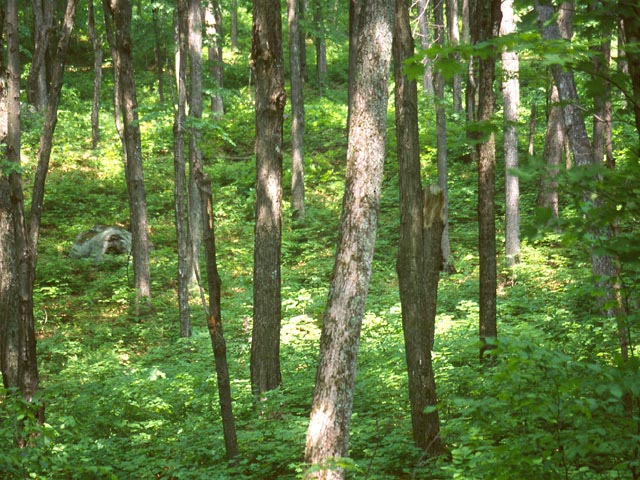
[
  {"xmin": 110, "ymin": 0, "xmax": 152, "ymax": 307},
  {"xmin": 152, "ymin": 6, "xmax": 165, "ymax": 104},
  {"xmin": 501, "ymin": 0, "xmax": 520, "ymax": 267},
  {"xmin": 26, "ymin": 0, "xmax": 53, "ymax": 113},
  {"xmin": 288, "ymin": 0, "xmax": 306, "ymax": 220},
  {"xmin": 205, "ymin": 0, "xmax": 224, "ymax": 115},
  {"xmin": 88, "ymin": 0, "xmax": 103, "ymax": 149},
  {"xmin": 446, "ymin": 0, "xmax": 463, "ymax": 113},
  {"xmin": 250, "ymin": 0, "xmax": 286, "ymax": 396},
  {"xmin": 416, "ymin": 0, "xmax": 434, "ymax": 96},
  {"xmin": 304, "ymin": 0, "xmax": 394, "ymax": 476},
  {"xmin": 538, "ymin": 84, "xmax": 564, "ymax": 218},
  {"xmin": 393, "ymin": 0, "xmax": 444, "ymax": 454}
]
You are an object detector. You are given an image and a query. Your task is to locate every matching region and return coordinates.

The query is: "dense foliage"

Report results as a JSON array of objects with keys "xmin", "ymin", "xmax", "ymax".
[{"xmin": 2, "ymin": 1, "xmax": 639, "ymax": 479}]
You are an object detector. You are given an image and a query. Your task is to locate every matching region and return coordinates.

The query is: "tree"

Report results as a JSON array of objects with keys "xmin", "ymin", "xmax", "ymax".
[
  {"xmin": 1, "ymin": 0, "xmax": 80, "ymax": 425},
  {"xmin": 230, "ymin": 0, "xmax": 238, "ymax": 49},
  {"xmin": 26, "ymin": 0, "xmax": 54, "ymax": 113},
  {"xmin": 174, "ymin": 0, "xmax": 191, "ymax": 338},
  {"xmin": 205, "ymin": 0, "xmax": 224, "ymax": 115},
  {"xmin": 394, "ymin": 0, "xmax": 445, "ymax": 454},
  {"xmin": 304, "ymin": 0, "xmax": 394, "ymax": 476},
  {"xmin": 187, "ymin": 0, "xmax": 204, "ymax": 290},
  {"xmin": 501, "ymin": 0, "xmax": 520, "ymax": 267},
  {"xmin": 288, "ymin": 0, "xmax": 305, "ymax": 221},
  {"xmin": 313, "ymin": 0, "xmax": 327, "ymax": 90},
  {"xmin": 619, "ymin": 0, "xmax": 640, "ymax": 143},
  {"xmin": 471, "ymin": 0, "xmax": 501, "ymax": 361},
  {"xmin": 537, "ymin": 82, "xmax": 564, "ymax": 218},
  {"xmin": 152, "ymin": 5, "xmax": 165, "ymax": 104},
  {"xmin": 416, "ymin": 0, "xmax": 434, "ymax": 95},
  {"xmin": 434, "ymin": 0, "xmax": 452, "ymax": 270},
  {"xmin": 446, "ymin": 0, "xmax": 462, "ymax": 113},
  {"xmin": 250, "ymin": 0, "xmax": 286, "ymax": 396},
  {"xmin": 87, "ymin": 0, "xmax": 103, "ymax": 149},
  {"xmin": 105, "ymin": 0, "xmax": 152, "ymax": 310}
]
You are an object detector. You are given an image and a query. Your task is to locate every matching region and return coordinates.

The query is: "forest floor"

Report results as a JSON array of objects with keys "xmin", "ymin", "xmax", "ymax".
[{"xmin": 2, "ymin": 71, "xmax": 638, "ymax": 479}]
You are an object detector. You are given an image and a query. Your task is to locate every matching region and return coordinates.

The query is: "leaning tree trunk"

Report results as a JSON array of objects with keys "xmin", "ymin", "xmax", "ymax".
[
  {"xmin": 304, "ymin": 1, "xmax": 394, "ymax": 477},
  {"xmin": 26, "ymin": 0, "xmax": 53, "ymax": 114},
  {"xmin": 288, "ymin": 0, "xmax": 306, "ymax": 221},
  {"xmin": 174, "ymin": 0, "xmax": 191, "ymax": 338},
  {"xmin": 501, "ymin": 0, "xmax": 520, "ymax": 267},
  {"xmin": 472, "ymin": 0, "xmax": 501, "ymax": 361},
  {"xmin": 110, "ymin": 0, "xmax": 152, "ymax": 308},
  {"xmin": 250, "ymin": 0, "xmax": 286, "ymax": 397},
  {"xmin": 194, "ymin": 168, "xmax": 240, "ymax": 459},
  {"xmin": 88, "ymin": 0, "xmax": 103, "ymax": 149},
  {"xmin": 393, "ymin": 0, "xmax": 444, "ymax": 455}
]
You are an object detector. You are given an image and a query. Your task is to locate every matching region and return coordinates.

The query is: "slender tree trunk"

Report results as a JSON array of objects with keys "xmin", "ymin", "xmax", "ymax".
[
  {"xmin": 299, "ymin": 0, "xmax": 308, "ymax": 82},
  {"xmin": 194, "ymin": 169, "xmax": 240, "ymax": 459},
  {"xmin": 304, "ymin": 1, "xmax": 394, "ymax": 476},
  {"xmin": 528, "ymin": 103, "xmax": 536, "ymax": 156},
  {"xmin": 152, "ymin": 6, "xmax": 165, "ymax": 104},
  {"xmin": 434, "ymin": 0, "xmax": 452, "ymax": 269},
  {"xmin": 416, "ymin": 0, "xmax": 434, "ymax": 96},
  {"xmin": 393, "ymin": 0, "xmax": 444, "ymax": 454},
  {"xmin": 537, "ymin": 84, "xmax": 564, "ymax": 218},
  {"xmin": 446, "ymin": 0, "xmax": 463, "ymax": 113},
  {"xmin": 174, "ymin": 0, "xmax": 191, "ymax": 338},
  {"xmin": 288, "ymin": 0, "xmax": 305, "ymax": 221},
  {"xmin": 187, "ymin": 0, "xmax": 204, "ymax": 289},
  {"xmin": 472, "ymin": 0, "xmax": 501, "ymax": 361},
  {"xmin": 88, "ymin": 0, "xmax": 103, "ymax": 149},
  {"xmin": 205, "ymin": 0, "xmax": 224, "ymax": 115},
  {"xmin": 619, "ymin": 0, "xmax": 640, "ymax": 143},
  {"xmin": 462, "ymin": 0, "xmax": 476, "ymax": 140},
  {"xmin": 102, "ymin": 0, "xmax": 126, "ymax": 156},
  {"xmin": 250, "ymin": 0, "xmax": 286, "ymax": 396},
  {"xmin": 501, "ymin": 0, "xmax": 520, "ymax": 267},
  {"xmin": 26, "ymin": 0, "xmax": 53, "ymax": 113},
  {"xmin": 313, "ymin": 0, "xmax": 327, "ymax": 90},
  {"xmin": 109, "ymin": 0, "xmax": 152, "ymax": 308},
  {"xmin": 230, "ymin": 0, "xmax": 238, "ymax": 49}
]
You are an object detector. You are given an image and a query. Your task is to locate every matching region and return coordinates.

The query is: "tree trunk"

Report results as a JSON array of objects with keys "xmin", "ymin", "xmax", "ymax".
[
  {"xmin": 434, "ymin": 0, "xmax": 452, "ymax": 269},
  {"xmin": 393, "ymin": 0, "xmax": 444, "ymax": 454},
  {"xmin": 110, "ymin": 0, "xmax": 152, "ymax": 308},
  {"xmin": 288, "ymin": 0, "xmax": 306, "ymax": 221},
  {"xmin": 205, "ymin": 0, "xmax": 224, "ymax": 115},
  {"xmin": 299, "ymin": 0, "xmax": 307, "ymax": 82},
  {"xmin": 304, "ymin": 1, "xmax": 394, "ymax": 476},
  {"xmin": 152, "ymin": 6, "xmax": 165, "ymax": 104},
  {"xmin": 26, "ymin": 0, "xmax": 53, "ymax": 114},
  {"xmin": 188, "ymin": 0, "xmax": 204, "ymax": 288},
  {"xmin": 528, "ymin": 103, "xmax": 536, "ymax": 156},
  {"xmin": 537, "ymin": 83, "xmax": 564, "ymax": 218},
  {"xmin": 194, "ymin": 169, "xmax": 240, "ymax": 459},
  {"xmin": 416, "ymin": 0, "xmax": 434, "ymax": 96},
  {"xmin": 88, "ymin": 0, "xmax": 103, "ymax": 149},
  {"xmin": 102, "ymin": 0, "xmax": 126, "ymax": 157},
  {"xmin": 619, "ymin": 1, "xmax": 640, "ymax": 142},
  {"xmin": 313, "ymin": 0, "xmax": 327, "ymax": 90},
  {"xmin": 472, "ymin": 0, "xmax": 501, "ymax": 361},
  {"xmin": 501, "ymin": 0, "xmax": 520, "ymax": 267},
  {"xmin": 446, "ymin": 0, "xmax": 463, "ymax": 113},
  {"xmin": 250, "ymin": 0, "xmax": 286, "ymax": 396},
  {"xmin": 230, "ymin": 0, "xmax": 238, "ymax": 50},
  {"xmin": 174, "ymin": 0, "xmax": 191, "ymax": 338}
]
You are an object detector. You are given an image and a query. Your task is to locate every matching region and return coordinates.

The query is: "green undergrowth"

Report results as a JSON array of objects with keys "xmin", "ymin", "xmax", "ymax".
[{"xmin": 2, "ymin": 69, "xmax": 640, "ymax": 480}]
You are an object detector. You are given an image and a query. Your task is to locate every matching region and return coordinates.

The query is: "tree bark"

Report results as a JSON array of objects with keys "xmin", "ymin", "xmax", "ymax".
[
  {"xmin": 528, "ymin": 103, "xmax": 536, "ymax": 156},
  {"xmin": 205, "ymin": 0, "xmax": 224, "ymax": 115},
  {"xmin": 501, "ymin": 0, "xmax": 520, "ymax": 267},
  {"xmin": 288, "ymin": 0, "xmax": 306, "ymax": 221},
  {"xmin": 304, "ymin": 1, "xmax": 394, "ymax": 476},
  {"xmin": 416, "ymin": 0, "xmax": 434, "ymax": 96},
  {"xmin": 299, "ymin": 0, "xmax": 308, "ymax": 82},
  {"xmin": 472, "ymin": 0, "xmax": 501, "ymax": 361},
  {"xmin": 188, "ymin": 0, "xmax": 205, "ymax": 288},
  {"xmin": 619, "ymin": 0, "xmax": 640, "ymax": 142},
  {"xmin": 393, "ymin": 0, "xmax": 444, "ymax": 454},
  {"xmin": 313, "ymin": 0, "xmax": 328, "ymax": 90},
  {"xmin": 194, "ymin": 169, "xmax": 240, "ymax": 459},
  {"xmin": 446, "ymin": 0, "xmax": 463, "ymax": 113},
  {"xmin": 174, "ymin": 0, "xmax": 191, "ymax": 338},
  {"xmin": 250, "ymin": 0, "xmax": 286, "ymax": 396},
  {"xmin": 109, "ymin": 0, "xmax": 152, "ymax": 308},
  {"xmin": 537, "ymin": 83, "xmax": 564, "ymax": 218},
  {"xmin": 152, "ymin": 6, "xmax": 165, "ymax": 104},
  {"xmin": 230, "ymin": 0, "xmax": 238, "ymax": 49},
  {"xmin": 434, "ymin": 0, "xmax": 452, "ymax": 270},
  {"xmin": 26, "ymin": 0, "xmax": 54, "ymax": 113},
  {"xmin": 88, "ymin": 0, "xmax": 103, "ymax": 149}
]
